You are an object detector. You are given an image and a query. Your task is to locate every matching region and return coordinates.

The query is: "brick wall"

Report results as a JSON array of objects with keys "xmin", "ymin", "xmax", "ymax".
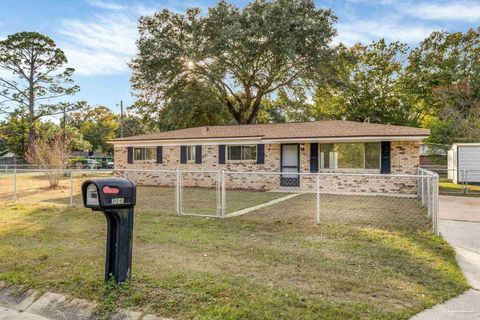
[
  {"xmin": 114, "ymin": 140, "xmax": 420, "ymax": 194},
  {"xmin": 391, "ymin": 141, "xmax": 420, "ymax": 174}
]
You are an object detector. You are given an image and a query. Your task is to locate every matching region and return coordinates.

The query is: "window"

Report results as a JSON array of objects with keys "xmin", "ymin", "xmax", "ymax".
[
  {"xmin": 186, "ymin": 145, "xmax": 196, "ymax": 162},
  {"xmin": 227, "ymin": 145, "xmax": 257, "ymax": 161},
  {"xmin": 133, "ymin": 147, "xmax": 156, "ymax": 161},
  {"xmin": 319, "ymin": 142, "xmax": 380, "ymax": 170},
  {"xmin": 365, "ymin": 142, "xmax": 381, "ymax": 169}
]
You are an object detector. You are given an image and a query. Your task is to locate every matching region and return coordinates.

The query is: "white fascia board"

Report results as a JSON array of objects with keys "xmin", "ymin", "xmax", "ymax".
[
  {"xmin": 452, "ymin": 143, "xmax": 480, "ymax": 147},
  {"xmin": 109, "ymin": 137, "xmax": 263, "ymax": 147},
  {"xmin": 263, "ymin": 136, "xmax": 428, "ymax": 144}
]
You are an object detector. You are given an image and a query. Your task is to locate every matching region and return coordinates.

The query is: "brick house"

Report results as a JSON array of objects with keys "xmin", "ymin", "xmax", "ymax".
[{"xmin": 110, "ymin": 120, "xmax": 429, "ymax": 194}]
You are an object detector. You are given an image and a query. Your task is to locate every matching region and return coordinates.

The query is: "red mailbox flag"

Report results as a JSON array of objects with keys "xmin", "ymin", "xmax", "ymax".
[{"xmin": 102, "ymin": 186, "xmax": 120, "ymax": 194}]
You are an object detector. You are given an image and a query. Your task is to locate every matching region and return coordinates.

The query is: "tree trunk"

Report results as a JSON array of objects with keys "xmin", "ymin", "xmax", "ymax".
[{"xmin": 26, "ymin": 59, "xmax": 35, "ymax": 156}]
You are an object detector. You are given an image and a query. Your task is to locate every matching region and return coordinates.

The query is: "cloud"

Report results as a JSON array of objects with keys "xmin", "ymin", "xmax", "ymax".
[
  {"xmin": 62, "ymin": 47, "xmax": 130, "ymax": 75},
  {"xmin": 400, "ymin": 1, "xmax": 480, "ymax": 22},
  {"xmin": 86, "ymin": 0, "xmax": 127, "ymax": 11},
  {"xmin": 335, "ymin": 17, "xmax": 436, "ymax": 45},
  {"xmin": 58, "ymin": 0, "xmax": 201, "ymax": 76},
  {"xmin": 58, "ymin": 10, "xmax": 139, "ymax": 76},
  {"xmin": 60, "ymin": 13, "xmax": 138, "ymax": 56}
]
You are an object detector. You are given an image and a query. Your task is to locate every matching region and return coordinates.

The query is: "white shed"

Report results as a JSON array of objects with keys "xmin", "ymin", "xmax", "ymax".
[{"xmin": 448, "ymin": 143, "xmax": 480, "ymax": 184}]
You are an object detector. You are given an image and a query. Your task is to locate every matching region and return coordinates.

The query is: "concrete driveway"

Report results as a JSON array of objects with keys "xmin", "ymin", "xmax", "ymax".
[
  {"xmin": 412, "ymin": 195, "xmax": 480, "ymax": 319},
  {"xmin": 439, "ymin": 196, "xmax": 480, "ymax": 222}
]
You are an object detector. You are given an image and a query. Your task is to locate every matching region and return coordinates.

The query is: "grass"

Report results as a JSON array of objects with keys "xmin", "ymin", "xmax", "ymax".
[
  {"xmin": 439, "ymin": 180, "xmax": 480, "ymax": 197},
  {"xmin": 0, "ymin": 172, "xmax": 290, "ymax": 214},
  {"xmin": 0, "ymin": 194, "xmax": 468, "ymax": 320}
]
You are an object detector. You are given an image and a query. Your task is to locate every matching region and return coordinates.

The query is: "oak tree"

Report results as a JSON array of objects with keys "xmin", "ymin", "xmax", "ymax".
[{"xmin": 131, "ymin": 0, "xmax": 336, "ymax": 124}]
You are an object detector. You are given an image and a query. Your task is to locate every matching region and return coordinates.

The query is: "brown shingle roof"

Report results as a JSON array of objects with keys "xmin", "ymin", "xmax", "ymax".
[{"xmin": 111, "ymin": 120, "xmax": 429, "ymax": 142}]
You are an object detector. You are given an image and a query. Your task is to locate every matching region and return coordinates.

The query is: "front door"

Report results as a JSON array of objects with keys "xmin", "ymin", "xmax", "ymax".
[{"xmin": 280, "ymin": 144, "xmax": 300, "ymax": 187}]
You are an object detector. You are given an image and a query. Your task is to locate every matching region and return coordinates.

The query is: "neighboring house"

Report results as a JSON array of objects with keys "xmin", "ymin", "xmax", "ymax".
[
  {"xmin": 109, "ymin": 120, "xmax": 429, "ymax": 194},
  {"xmin": 448, "ymin": 143, "xmax": 480, "ymax": 184},
  {"xmin": 419, "ymin": 143, "xmax": 446, "ymax": 166},
  {"xmin": 0, "ymin": 152, "xmax": 17, "ymax": 165}
]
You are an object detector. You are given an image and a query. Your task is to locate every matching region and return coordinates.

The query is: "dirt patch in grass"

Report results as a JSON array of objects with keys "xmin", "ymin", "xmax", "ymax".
[{"xmin": 0, "ymin": 201, "xmax": 468, "ymax": 320}]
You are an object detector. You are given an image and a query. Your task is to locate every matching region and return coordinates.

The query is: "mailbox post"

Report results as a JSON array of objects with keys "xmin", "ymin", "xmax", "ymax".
[{"xmin": 82, "ymin": 178, "xmax": 136, "ymax": 283}]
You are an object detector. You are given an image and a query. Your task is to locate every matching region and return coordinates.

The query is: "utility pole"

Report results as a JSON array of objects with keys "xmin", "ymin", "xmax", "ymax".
[{"xmin": 120, "ymin": 100, "xmax": 124, "ymax": 138}]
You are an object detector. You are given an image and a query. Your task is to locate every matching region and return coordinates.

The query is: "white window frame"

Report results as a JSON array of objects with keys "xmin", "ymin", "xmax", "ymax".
[
  {"xmin": 133, "ymin": 147, "xmax": 157, "ymax": 161},
  {"xmin": 186, "ymin": 145, "xmax": 196, "ymax": 162},
  {"xmin": 227, "ymin": 145, "xmax": 257, "ymax": 162}
]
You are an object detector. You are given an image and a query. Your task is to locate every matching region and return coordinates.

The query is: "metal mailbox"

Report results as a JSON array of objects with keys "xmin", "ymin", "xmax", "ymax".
[{"xmin": 81, "ymin": 178, "xmax": 136, "ymax": 283}]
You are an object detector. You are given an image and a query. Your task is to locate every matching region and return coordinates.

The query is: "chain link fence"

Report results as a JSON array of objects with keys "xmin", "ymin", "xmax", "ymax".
[
  {"xmin": 0, "ymin": 168, "xmax": 439, "ymax": 234},
  {"xmin": 420, "ymin": 167, "xmax": 480, "ymax": 196}
]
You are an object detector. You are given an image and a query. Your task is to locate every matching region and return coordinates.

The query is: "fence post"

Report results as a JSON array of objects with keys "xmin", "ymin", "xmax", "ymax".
[
  {"xmin": 427, "ymin": 175, "xmax": 432, "ymax": 218},
  {"xmin": 175, "ymin": 169, "xmax": 181, "ymax": 215},
  {"xmin": 423, "ymin": 172, "xmax": 427, "ymax": 206},
  {"xmin": 69, "ymin": 170, "xmax": 74, "ymax": 207},
  {"xmin": 434, "ymin": 174, "xmax": 440, "ymax": 236},
  {"xmin": 13, "ymin": 167, "xmax": 17, "ymax": 201},
  {"xmin": 316, "ymin": 174, "xmax": 320, "ymax": 224},
  {"xmin": 421, "ymin": 171, "xmax": 425, "ymax": 205},
  {"xmin": 221, "ymin": 170, "xmax": 226, "ymax": 218},
  {"xmin": 417, "ymin": 169, "xmax": 421, "ymax": 199},
  {"xmin": 216, "ymin": 170, "xmax": 221, "ymax": 217},
  {"xmin": 464, "ymin": 170, "xmax": 468, "ymax": 195}
]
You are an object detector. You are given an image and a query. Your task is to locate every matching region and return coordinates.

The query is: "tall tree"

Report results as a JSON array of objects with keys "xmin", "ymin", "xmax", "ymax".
[
  {"xmin": 68, "ymin": 106, "xmax": 119, "ymax": 153},
  {"xmin": 0, "ymin": 110, "xmax": 29, "ymax": 157},
  {"xmin": 131, "ymin": 0, "xmax": 336, "ymax": 124},
  {"xmin": 133, "ymin": 80, "xmax": 233, "ymax": 131},
  {"xmin": 406, "ymin": 28, "xmax": 480, "ymax": 149},
  {"xmin": 118, "ymin": 111, "xmax": 150, "ymax": 138},
  {"xmin": 0, "ymin": 32, "xmax": 79, "ymax": 152},
  {"xmin": 313, "ymin": 40, "xmax": 433, "ymax": 126}
]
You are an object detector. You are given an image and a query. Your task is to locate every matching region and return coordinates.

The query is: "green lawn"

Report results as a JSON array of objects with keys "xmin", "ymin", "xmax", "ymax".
[
  {"xmin": 439, "ymin": 180, "xmax": 480, "ymax": 197},
  {"xmin": 0, "ymin": 172, "xmax": 291, "ymax": 215},
  {"xmin": 0, "ymin": 197, "xmax": 468, "ymax": 320}
]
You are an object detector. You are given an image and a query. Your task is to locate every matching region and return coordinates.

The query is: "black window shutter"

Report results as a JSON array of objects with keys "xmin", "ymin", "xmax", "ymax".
[
  {"xmin": 219, "ymin": 145, "xmax": 226, "ymax": 164},
  {"xmin": 195, "ymin": 145, "xmax": 202, "ymax": 164},
  {"xmin": 156, "ymin": 146, "xmax": 163, "ymax": 164},
  {"xmin": 380, "ymin": 141, "xmax": 391, "ymax": 174},
  {"xmin": 180, "ymin": 146, "xmax": 187, "ymax": 164},
  {"xmin": 257, "ymin": 144, "xmax": 265, "ymax": 164},
  {"xmin": 127, "ymin": 147, "xmax": 133, "ymax": 164},
  {"xmin": 310, "ymin": 143, "xmax": 318, "ymax": 172}
]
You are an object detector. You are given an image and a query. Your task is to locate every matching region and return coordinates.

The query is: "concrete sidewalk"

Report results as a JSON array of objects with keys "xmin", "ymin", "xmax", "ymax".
[
  {"xmin": 411, "ymin": 195, "xmax": 480, "ymax": 320},
  {"xmin": 0, "ymin": 306, "xmax": 49, "ymax": 320},
  {"xmin": 0, "ymin": 282, "xmax": 167, "ymax": 320}
]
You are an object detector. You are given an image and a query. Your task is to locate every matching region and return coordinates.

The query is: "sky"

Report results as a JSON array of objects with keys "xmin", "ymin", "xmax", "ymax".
[{"xmin": 0, "ymin": 0, "xmax": 479, "ymax": 115}]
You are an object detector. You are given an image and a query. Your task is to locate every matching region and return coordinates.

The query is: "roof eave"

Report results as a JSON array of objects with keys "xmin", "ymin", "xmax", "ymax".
[{"xmin": 108, "ymin": 134, "xmax": 429, "ymax": 145}]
